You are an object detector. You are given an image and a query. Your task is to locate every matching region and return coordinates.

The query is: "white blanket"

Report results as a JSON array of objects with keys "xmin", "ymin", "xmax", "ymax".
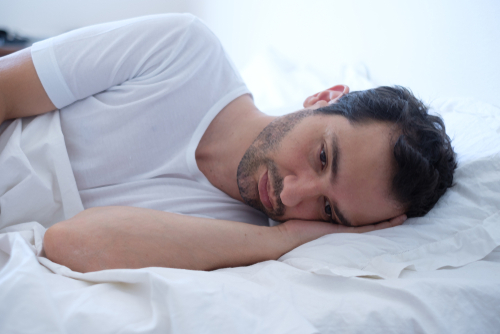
[
  {"xmin": 0, "ymin": 112, "xmax": 83, "ymax": 230},
  {"xmin": 1, "ymin": 223, "xmax": 500, "ymax": 333},
  {"xmin": 1, "ymin": 96, "xmax": 500, "ymax": 333}
]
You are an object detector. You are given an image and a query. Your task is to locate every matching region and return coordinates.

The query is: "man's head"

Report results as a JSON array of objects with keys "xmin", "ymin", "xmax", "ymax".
[{"xmin": 237, "ymin": 85, "xmax": 457, "ymax": 225}]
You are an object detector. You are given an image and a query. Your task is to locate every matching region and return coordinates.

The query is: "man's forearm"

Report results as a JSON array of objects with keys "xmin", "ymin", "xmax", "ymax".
[
  {"xmin": 44, "ymin": 206, "xmax": 406, "ymax": 273},
  {"xmin": 44, "ymin": 206, "xmax": 296, "ymax": 273}
]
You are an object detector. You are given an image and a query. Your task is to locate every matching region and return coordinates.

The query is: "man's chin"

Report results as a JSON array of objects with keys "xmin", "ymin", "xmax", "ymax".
[
  {"xmin": 255, "ymin": 204, "xmax": 287, "ymax": 223},
  {"xmin": 267, "ymin": 216, "xmax": 287, "ymax": 223},
  {"xmin": 243, "ymin": 196, "xmax": 286, "ymax": 222}
]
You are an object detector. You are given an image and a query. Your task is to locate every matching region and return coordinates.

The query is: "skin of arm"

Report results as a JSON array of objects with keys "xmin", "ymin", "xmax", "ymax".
[
  {"xmin": 44, "ymin": 206, "xmax": 405, "ymax": 273},
  {"xmin": 0, "ymin": 48, "xmax": 56, "ymax": 125}
]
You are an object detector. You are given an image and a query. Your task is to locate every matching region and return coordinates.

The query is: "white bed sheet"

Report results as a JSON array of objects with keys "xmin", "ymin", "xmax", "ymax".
[{"xmin": 1, "ymin": 223, "xmax": 499, "ymax": 333}]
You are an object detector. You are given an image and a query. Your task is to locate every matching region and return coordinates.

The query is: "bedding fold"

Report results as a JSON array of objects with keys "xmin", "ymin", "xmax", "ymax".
[{"xmin": 0, "ymin": 111, "xmax": 83, "ymax": 232}]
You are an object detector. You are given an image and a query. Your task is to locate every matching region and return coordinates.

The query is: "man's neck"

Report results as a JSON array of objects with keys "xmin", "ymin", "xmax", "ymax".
[{"xmin": 195, "ymin": 94, "xmax": 274, "ymax": 202}]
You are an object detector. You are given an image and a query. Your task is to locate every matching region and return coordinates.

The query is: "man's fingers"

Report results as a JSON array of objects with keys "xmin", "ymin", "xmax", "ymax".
[
  {"xmin": 389, "ymin": 214, "xmax": 408, "ymax": 226},
  {"xmin": 378, "ymin": 214, "xmax": 407, "ymax": 228},
  {"xmin": 281, "ymin": 214, "xmax": 407, "ymax": 244},
  {"xmin": 344, "ymin": 214, "xmax": 407, "ymax": 234}
]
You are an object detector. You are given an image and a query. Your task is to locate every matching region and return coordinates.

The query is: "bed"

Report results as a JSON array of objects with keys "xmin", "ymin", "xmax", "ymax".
[{"xmin": 1, "ymin": 51, "xmax": 500, "ymax": 333}]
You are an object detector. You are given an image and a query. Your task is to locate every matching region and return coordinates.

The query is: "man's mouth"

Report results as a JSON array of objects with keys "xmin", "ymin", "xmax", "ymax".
[{"xmin": 258, "ymin": 170, "xmax": 274, "ymax": 210}]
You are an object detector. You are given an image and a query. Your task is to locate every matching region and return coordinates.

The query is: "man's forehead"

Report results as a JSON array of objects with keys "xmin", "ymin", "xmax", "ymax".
[{"xmin": 330, "ymin": 120, "xmax": 402, "ymax": 225}]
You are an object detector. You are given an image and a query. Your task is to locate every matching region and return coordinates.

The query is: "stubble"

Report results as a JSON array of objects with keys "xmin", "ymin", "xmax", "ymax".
[{"xmin": 236, "ymin": 109, "xmax": 314, "ymax": 221}]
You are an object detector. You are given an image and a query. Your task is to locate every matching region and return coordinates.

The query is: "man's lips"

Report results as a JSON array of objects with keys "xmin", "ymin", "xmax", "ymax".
[{"xmin": 258, "ymin": 171, "xmax": 274, "ymax": 210}]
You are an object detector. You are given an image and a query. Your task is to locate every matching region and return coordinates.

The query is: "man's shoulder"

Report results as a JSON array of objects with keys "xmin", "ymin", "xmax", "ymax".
[{"xmin": 135, "ymin": 13, "xmax": 217, "ymax": 43}]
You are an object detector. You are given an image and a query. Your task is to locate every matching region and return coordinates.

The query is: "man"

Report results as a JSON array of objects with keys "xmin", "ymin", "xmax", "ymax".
[{"xmin": 0, "ymin": 14, "xmax": 456, "ymax": 273}]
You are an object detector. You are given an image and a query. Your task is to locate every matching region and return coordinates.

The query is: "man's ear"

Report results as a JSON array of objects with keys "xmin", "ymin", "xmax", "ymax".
[{"xmin": 303, "ymin": 85, "xmax": 350, "ymax": 108}]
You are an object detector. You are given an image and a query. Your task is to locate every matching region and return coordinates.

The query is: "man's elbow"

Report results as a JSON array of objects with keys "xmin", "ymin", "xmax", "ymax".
[
  {"xmin": 44, "ymin": 223, "xmax": 66, "ymax": 264},
  {"xmin": 43, "ymin": 221, "xmax": 97, "ymax": 273}
]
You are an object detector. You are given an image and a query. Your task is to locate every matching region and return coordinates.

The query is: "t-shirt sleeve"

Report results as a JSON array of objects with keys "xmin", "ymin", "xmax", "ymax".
[{"xmin": 31, "ymin": 13, "xmax": 217, "ymax": 109}]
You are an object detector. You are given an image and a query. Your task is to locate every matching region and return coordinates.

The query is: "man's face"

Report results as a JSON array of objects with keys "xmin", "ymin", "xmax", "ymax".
[{"xmin": 237, "ymin": 110, "xmax": 404, "ymax": 226}]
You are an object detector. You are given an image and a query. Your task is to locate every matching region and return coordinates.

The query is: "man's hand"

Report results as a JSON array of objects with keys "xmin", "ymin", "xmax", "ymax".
[{"xmin": 277, "ymin": 215, "xmax": 407, "ymax": 250}]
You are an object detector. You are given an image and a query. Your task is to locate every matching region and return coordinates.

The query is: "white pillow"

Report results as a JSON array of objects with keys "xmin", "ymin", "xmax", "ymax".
[
  {"xmin": 279, "ymin": 97, "xmax": 500, "ymax": 278},
  {"xmin": 240, "ymin": 48, "xmax": 375, "ymax": 116}
]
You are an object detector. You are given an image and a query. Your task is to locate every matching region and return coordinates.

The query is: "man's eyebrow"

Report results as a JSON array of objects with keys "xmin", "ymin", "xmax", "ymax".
[
  {"xmin": 333, "ymin": 205, "xmax": 353, "ymax": 227},
  {"xmin": 328, "ymin": 134, "xmax": 352, "ymax": 227},
  {"xmin": 331, "ymin": 134, "xmax": 339, "ymax": 178}
]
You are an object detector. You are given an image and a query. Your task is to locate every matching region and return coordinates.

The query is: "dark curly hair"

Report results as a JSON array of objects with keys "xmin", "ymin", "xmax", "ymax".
[{"xmin": 315, "ymin": 86, "xmax": 457, "ymax": 218}]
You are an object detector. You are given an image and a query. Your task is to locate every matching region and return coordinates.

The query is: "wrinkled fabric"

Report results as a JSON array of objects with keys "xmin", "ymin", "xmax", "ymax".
[
  {"xmin": 0, "ymin": 112, "xmax": 83, "ymax": 230},
  {"xmin": 1, "ymin": 223, "xmax": 500, "ymax": 333}
]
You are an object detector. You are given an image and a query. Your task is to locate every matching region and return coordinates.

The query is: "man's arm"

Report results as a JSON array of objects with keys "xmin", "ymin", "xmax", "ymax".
[
  {"xmin": 0, "ymin": 48, "xmax": 56, "ymax": 124},
  {"xmin": 44, "ymin": 206, "xmax": 406, "ymax": 273}
]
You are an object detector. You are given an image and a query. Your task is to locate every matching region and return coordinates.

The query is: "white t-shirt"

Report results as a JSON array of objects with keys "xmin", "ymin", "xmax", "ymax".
[{"xmin": 31, "ymin": 14, "xmax": 269, "ymax": 226}]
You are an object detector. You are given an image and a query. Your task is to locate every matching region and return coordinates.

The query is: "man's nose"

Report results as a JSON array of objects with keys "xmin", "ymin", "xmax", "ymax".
[{"xmin": 280, "ymin": 174, "xmax": 323, "ymax": 207}]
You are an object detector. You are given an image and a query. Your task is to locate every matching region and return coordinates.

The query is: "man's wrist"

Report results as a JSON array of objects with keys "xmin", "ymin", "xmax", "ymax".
[{"xmin": 272, "ymin": 223, "xmax": 303, "ymax": 255}]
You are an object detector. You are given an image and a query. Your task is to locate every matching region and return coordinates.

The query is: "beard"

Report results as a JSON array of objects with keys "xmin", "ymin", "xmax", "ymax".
[{"xmin": 236, "ymin": 109, "xmax": 314, "ymax": 221}]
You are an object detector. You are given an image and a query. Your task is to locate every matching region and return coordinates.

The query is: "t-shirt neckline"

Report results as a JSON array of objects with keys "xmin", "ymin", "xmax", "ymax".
[{"xmin": 186, "ymin": 87, "xmax": 251, "ymax": 186}]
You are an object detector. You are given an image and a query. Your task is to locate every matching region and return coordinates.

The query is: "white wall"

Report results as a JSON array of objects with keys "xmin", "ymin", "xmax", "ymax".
[
  {"xmin": 1, "ymin": 0, "xmax": 499, "ymax": 106},
  {"xmin": 200, "ymin": 0, "xmax": 500, "ymax": 107},
  {"xmin": 0, "ymin": 0, "xmax": 199, "ymax": 36}
]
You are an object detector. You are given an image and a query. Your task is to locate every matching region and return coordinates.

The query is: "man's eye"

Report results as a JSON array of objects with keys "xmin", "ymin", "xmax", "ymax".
[
  {"xmin": 320, "ymin": 148, "xmax": 327, "ymax": 167},
  {"xmin": 325, "ymin": 199, "xmax": 332, "ymax": 217}
]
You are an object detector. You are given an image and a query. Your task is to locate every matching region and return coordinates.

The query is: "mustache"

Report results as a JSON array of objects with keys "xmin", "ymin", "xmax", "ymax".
[{"xmin": 267, "ymin": 161, "xmax": 285, "ymax": 217}]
